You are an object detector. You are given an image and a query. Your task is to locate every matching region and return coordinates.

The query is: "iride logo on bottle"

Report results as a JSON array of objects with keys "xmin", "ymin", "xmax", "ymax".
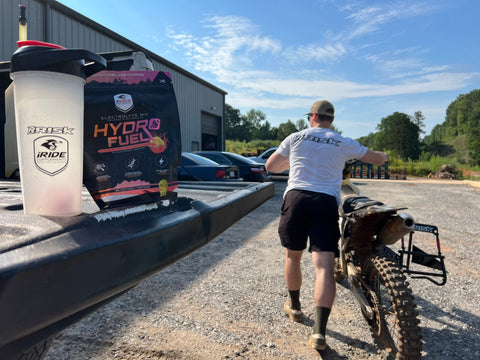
[
  {"xmin": 34, "ymin": 135, "xmax": 69, "ymax": 176},
  {"xmin": 114, "ymin": 94, "xmax": 134, "ymax": 113}
]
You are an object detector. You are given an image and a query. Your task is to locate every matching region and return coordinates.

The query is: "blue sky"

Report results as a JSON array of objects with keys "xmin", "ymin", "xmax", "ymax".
[{"xmin": 58, "ymin": 0, "xmax": 480, "ymax": 139}]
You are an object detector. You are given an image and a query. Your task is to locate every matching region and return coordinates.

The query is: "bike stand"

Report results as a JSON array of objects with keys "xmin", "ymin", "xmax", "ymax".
[{"xmin": 398, "ymin": 223, "xmax": 447, "ymax": 286}]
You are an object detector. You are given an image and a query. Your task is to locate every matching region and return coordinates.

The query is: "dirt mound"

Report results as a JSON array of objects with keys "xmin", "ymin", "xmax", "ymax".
[{"xmin": 428, "ymin": 164, "xmax": 456, "ymax": 179}]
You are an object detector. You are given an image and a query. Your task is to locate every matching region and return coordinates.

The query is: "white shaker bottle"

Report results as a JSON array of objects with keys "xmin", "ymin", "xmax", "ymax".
[{"xmin": 10, "ymin": 41, "xmax": 106, "ymax": 216}]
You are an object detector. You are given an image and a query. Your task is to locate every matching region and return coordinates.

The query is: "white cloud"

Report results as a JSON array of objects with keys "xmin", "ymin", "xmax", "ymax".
[
  {"xmin": 207, "ymin": 16, "xmax": 281, "ymax": 53},
  {"xmin": 167, "ymin": 16, "xmax": 281, "ymax": 76},
  {"xmin": 343, "ymin": 2, "xmax": 440, "ymax": 40},
  {"xmin": 165, "ymin": 7, "xmax": 478, "ymax": 120},
  {"xmin": 219, "ymin": 65, "xmax": 478, "ymax": 97},
  {"xmin": 222, "ymin": 70, "xmax": 480, "ymax": 114},
  {"xmin": 283, "ymin": 43, "xmax": 347, "ymax": 63},
  {"xmin": 363, "ymin": 46, "xmax": 454, "ymax": 81}
]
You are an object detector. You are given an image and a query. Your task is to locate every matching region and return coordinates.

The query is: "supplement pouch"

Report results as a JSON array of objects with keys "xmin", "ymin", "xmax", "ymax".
[{"xmin": 83, "ymin": 71, "xmax": 181, "ymax": 209}]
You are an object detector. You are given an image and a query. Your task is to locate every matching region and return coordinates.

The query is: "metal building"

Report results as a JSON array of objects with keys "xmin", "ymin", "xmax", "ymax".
[{"xmin": 0, "ymin": 0, "xmax": 226, "ymax": 157}]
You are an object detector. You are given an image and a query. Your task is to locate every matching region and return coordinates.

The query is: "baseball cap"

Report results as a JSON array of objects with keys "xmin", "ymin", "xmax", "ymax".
[{"xmin": 306, "ymin": 100, "xmax": 335, "ymax": 117}]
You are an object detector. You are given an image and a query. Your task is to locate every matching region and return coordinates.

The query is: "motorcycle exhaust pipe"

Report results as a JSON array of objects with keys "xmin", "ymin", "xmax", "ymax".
[{"xmin": 377, "ymin": 213, "xmax": 415, "ymax": 245}]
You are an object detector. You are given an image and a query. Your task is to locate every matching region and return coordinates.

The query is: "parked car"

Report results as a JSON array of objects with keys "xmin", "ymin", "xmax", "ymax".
[
  {"xmin": 249, "ymin": 147, "xmax": 289, "ymax": 175},
  {"xmin": 177, "ymin": 152, "xmax": 241, "ymax": 181},
  {"xmin": 195, "ymin": 151, "xmax": 272, "ymax": 182}
]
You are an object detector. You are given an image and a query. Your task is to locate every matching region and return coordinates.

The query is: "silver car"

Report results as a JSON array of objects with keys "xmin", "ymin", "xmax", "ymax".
[{"xmin": 249, "ymin": 147, "xmax": 288, "ymax": 175}]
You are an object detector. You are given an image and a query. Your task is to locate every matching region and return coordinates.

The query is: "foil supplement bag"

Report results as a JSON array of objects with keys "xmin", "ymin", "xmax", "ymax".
[{"xmin": 83, "ymin": 71, "xmax": 181, "ymax": 209}]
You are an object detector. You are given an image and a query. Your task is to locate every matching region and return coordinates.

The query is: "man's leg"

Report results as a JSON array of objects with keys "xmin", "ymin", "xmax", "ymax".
[
  {"xmin": 285, "ymin": 248, "xmax": 303, "ymax": 293},
  {"xmin": 312, "ymin": 251, "xmax": 336, "ymax": 307},
  {"xmin": 310, "ymin": 251, "xmax": 336, "ymax": 349},
  {"xmin": 284, "ymin": 249, "xmax": 303, "ymax": 322}
]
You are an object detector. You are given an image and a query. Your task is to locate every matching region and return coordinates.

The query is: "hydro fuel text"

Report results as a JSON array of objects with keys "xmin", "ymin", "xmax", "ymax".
[{"xmin": 93, "ymin": 118, "xmax": 161, "ymax": 148}]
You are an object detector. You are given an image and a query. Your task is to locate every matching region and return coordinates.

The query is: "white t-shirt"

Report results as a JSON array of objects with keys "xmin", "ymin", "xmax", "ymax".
[{"xmin": 277, "ymin": 127, "xmax": 367, "ymax": 204}]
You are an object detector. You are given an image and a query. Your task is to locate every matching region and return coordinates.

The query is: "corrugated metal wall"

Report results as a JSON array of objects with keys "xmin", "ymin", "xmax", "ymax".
[
  {"xmin": 1, "ymin": 0, "xmax": 47, "ymax": 57},
  {"xmin": 48, "ymin": 7, "xmax": 129, "ymax": 53},
  {"xmin": 1, "ymin": 0, "xmax": 225, "ymax": 152},
  {"xmin": 154, "ymin": 63, "xmax": 224, "ymax": 152}
]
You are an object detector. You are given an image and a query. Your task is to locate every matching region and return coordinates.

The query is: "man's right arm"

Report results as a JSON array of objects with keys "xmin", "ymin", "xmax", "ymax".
[
  {"xmin": 359, "ymin": 149, "xmax": 388, "ymax": 165},
  {"xmin": 266, "ymin": 151, "xmax": 289, "ymax": 173}
]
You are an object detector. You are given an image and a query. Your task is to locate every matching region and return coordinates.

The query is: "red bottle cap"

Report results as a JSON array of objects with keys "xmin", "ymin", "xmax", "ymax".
[{"xmin": 17, "ymin": 40, "xmax": 66, "ymax": 49}]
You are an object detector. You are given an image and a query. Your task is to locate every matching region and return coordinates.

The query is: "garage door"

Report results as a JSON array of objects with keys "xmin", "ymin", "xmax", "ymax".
[
  {"xmin": 201, "ymin": 112, "xmax": 220, "ymax": 150},
  {"xmin": 201, "ymin": 112, "xmax": 220, "ymax": 136}
]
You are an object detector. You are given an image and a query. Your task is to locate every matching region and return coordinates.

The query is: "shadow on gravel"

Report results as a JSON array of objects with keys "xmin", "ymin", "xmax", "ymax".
[
  {"xmin": 331, "ymin": 265, "xmax": 480, "ymax": 359},
  {"xmin": 314, "ymin": 345, "xmax": 348, "ymax": 359},
  {"xmin": 321, "ymin": 329, "xmax": 377, "ymax": 359},
  {"xmin": 414, "ymin": 296, "xmax": 480, "ymax": 359}
]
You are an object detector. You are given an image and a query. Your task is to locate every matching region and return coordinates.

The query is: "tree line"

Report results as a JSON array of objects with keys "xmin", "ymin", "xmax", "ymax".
[
  {"xmin": 424, "ymin": 89, "xmax": 480, "ymax": 165},
  {"xmin": 225, "ymin": 104, "xmax": 308, "ymax": 142},
  {"xmin": 226, "ymin": 88, "xmax": 480, "ymax": 166}
]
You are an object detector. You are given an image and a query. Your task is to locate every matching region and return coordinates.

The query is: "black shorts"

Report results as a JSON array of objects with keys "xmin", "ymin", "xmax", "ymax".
[{"xmin": 278, "ymin": 189, "xmax": 340, "ymax": 254}]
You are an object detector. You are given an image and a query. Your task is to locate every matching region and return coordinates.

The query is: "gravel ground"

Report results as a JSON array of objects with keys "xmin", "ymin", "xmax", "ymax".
[{"xmin": 44, "ymin": 178, "xmax": 480, "ymax": 360}]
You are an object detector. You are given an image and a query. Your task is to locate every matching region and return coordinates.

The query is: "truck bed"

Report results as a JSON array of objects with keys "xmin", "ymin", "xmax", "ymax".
[{"xmin": 0, "ymin": 180, "xmax": 274, "ymax": 359}]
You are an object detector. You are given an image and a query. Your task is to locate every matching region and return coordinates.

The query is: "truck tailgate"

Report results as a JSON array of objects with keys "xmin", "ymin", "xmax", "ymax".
[{"xmin": 0, "ymin": 180, "xmax": 274, "ymax": 358}]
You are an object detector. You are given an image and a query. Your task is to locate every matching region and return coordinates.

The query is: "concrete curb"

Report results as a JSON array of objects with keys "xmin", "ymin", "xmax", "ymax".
[{"xmin": 464, "ymin": 180, "xmax": 480, "ymax": 188}]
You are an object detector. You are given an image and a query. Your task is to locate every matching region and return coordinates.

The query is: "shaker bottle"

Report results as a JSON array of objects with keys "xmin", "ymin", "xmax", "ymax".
[{"xmin": 10, "ymin": 41, "xmax": 106, "ymax": 216}]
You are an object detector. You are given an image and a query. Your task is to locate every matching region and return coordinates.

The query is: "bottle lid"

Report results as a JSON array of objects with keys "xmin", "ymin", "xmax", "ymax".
[
  {"xmin": 17, "ymin": 40, "xmax": 65, "ymax": 49},
  {"xmin": 10, "ymin": 41, "xmax": 106, "ymax": 79}
]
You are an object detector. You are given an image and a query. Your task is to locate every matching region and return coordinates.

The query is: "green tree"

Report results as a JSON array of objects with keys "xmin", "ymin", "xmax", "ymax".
[
  {"xmin": 424, "ymin": 123, "xmax": 444, "ymax": 146},
  {"xmin": 375, "ymin": 112, "xmax": 421, "ymax": 160},
  {"xmin": 444, "ymin": 99, "xmax": 460, "ymax": 137},
  {"xmin": 441, "ymin": 89, "xmax": 480, "ymax": 164},
  {"xmin": 276, "ymin": 120, "xmax": 298, "ymax": 140},
  {"xmin": 464, "ymin": 91, "xmax": 480, "ymax": 164},
  {"xmin": 330, "ymin": 123, "xmax": 342, "ymax": 134},
  {"xmin": 255, "ymin": 120, "xmax": 277, "ymax": 140},
  {"xmin": 245, "ymin": 109, "xmax": 266, "ymax": 129},
  {"xmin": 225, "ymin": 105, "xmax": 280, "ymax": 141},
  {"xmin": 467, "ymin": 122, "xmax": 480, "ymax": 165},
  {"xmin": 411, "ymin": 111, "xmax": 426, "ymax": 135},
  {"xmin": 225, "ymin": 104, "xmax": 250, "ymax": 141},
  {"xmin": 296, "ymin": 119, "xmax": 308, "ymax": 130},
  {"xmin": 244, "ymin": 109, "xmax": 272, "ymax": 140},
  {"xmin": 357, "ymin": 132, "xmax": 376, "ymax": 148}
]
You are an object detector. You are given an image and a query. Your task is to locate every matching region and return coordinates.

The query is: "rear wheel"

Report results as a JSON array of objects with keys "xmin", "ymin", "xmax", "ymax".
[{"xmin": 362, "ymin": 255, "xmax": 422, "ymax": 360}]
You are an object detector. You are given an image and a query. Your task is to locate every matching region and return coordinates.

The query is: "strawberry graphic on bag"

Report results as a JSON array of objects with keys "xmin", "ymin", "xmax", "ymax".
[{"xmin": 148, "ymin": 135, "xmax": 167, "ymax": 154}]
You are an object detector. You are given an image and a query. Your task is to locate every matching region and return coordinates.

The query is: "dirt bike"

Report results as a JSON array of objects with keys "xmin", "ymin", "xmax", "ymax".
[{"xmin": 335, "ymin": 162, "xmax": 447, "ymax": 360}]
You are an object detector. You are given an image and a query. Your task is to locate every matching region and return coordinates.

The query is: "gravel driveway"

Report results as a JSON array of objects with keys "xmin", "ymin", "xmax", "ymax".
[{"xmin": 44, "ymin": 178, "xmax": 480, "ymax": 360}]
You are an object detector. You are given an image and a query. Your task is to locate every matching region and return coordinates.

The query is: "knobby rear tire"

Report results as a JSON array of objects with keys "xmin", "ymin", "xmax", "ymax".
[{"xmin": 363, "ymin": 255, "xmax": 422, "ymax": 360}]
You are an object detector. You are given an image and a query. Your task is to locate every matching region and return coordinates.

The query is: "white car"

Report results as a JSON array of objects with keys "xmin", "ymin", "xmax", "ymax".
[{"xmin": 249, "ymin": 147, "xmax": 289, "ymax": 175}]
